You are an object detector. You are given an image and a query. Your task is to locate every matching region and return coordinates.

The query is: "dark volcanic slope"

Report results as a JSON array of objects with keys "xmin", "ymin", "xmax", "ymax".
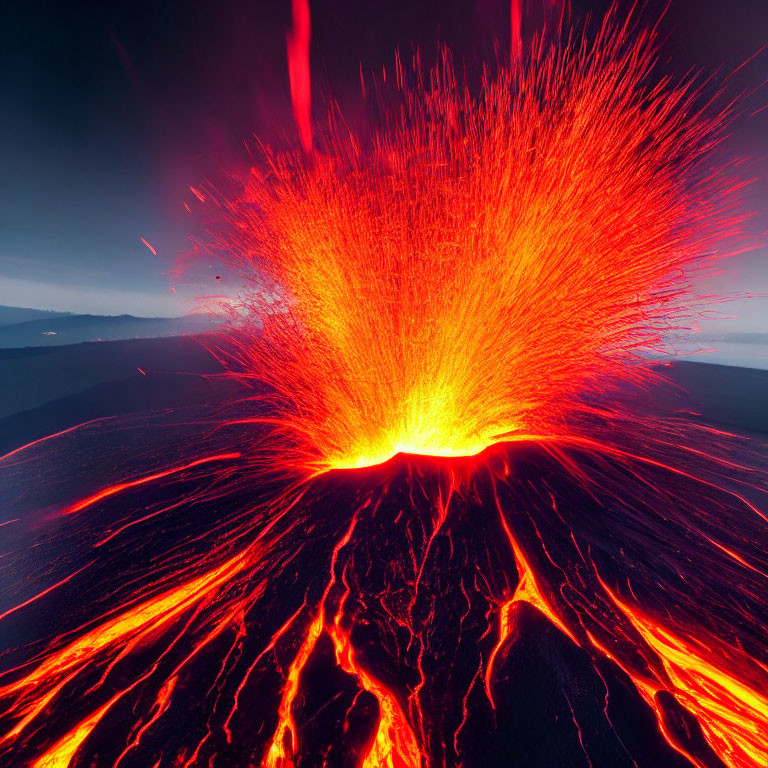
[
  {"xmin": 0, "ymin": 334, "xmax": 226, "ymax": 420},
  {"xmin": 653, "ymin": 361, "xmax": 768, "ymax": 435},
  {"xmin": 0, "ymin": 345, "xmax": 765, "ymax": 768}
]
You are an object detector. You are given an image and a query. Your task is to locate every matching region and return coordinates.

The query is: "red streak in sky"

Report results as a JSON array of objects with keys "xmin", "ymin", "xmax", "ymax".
[
  {"xmin": 510, "ymin": 0, "xmax": 522, "ymax": 63},
  {"xmin": 287, "ymin": 0, "xmax": 312, "ymax": 154},
  {"xmin": 139, "ymin": 237, "xmax": 157, "ymax": 256}
]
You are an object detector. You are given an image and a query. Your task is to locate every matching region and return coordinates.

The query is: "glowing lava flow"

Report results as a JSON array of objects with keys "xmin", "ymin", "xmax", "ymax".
[
  {"xmin": 598, "ymin": 581, "xmax": 768, "ymax": 768},
  {"xmin": 263, "ymin": 514, "xmax": 421, "ymax": 768},
  {"xmin": 485, "ymin": 496, "xmax": 579, "ymax": 708},
  {"xmin": 61, "ymin": 452, "xmax": 242, "ymax": 516},
  {"xmin": 328, "ymin": 616, "xmax": 422, "ymax": 768},
  {"xmin": 0, "ymin": 548, "xmax": 257, "ymax": 757},
  {"xmin": 31, "ymin": 692, "xmax": 125, "ymax": 768},
  {"xmin": 263, "ymin": 613, "xmax": 326, "ymax": 767}
]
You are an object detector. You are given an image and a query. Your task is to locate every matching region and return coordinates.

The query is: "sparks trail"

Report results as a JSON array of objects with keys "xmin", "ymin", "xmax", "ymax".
[
  {"xmin": 0, "ymin": 417, "xmax": 111, "ymax": 465},
  {"xmin": 215, "ymin": 7, "xmax": 748, "ymax": 476},
  {"xmin": 1, "ymin": 4, "xmax": 767, "ymax": 768}
]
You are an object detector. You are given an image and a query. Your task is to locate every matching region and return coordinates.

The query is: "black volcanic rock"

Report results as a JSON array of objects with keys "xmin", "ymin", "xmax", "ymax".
[{"xmin": 0, "ymin": 343, "xmax": 766, "ymax": 768}]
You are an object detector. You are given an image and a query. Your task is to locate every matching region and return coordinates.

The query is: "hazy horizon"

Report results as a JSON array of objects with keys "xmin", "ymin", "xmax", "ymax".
[
  {"xmin": 1, "ymin": 0, "xmax": 765, "ymax": 343},
  {"xmin": 0, "ymin": 277, "xmax": 196, "ymax": 318}
]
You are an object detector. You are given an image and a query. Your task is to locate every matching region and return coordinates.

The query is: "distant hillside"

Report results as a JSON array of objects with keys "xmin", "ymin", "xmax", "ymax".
[
  {"xmin": 0, "ymin": 312, "xmax": 220, "ymax": 348},
  {"xmin": 0, "ymin": 334, "xmax": 227, "ymax": 419},
  {"xmin": 0, "ymin": 305, "xmax": 72, "ymax": 327}
]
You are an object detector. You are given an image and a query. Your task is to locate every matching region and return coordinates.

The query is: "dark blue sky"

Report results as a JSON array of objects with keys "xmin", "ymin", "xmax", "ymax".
[{"xmin": 0, "ymin": 0, "xmax": 765, "ymax": 323}]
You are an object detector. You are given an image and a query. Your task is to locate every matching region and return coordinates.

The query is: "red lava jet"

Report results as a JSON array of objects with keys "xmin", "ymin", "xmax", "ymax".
[{"xmin": 0, "ymin": 3, "xmax": 766, "ymax": 768}]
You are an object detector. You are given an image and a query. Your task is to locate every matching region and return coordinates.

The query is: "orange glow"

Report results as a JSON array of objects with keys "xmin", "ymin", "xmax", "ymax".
[
  {"xmin": 600, "ymin": 582, "xmax": 768, "ymax": 768},
  {"xmin": 218, "ymin": 10, "xmax": 743, "ymax": 476}
]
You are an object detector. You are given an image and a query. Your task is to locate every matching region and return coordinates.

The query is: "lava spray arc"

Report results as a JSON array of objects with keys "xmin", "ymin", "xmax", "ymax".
[
  {"xmin": 219, "ymin": 5, "xmax": 748, "ymax": 477},
  {"xmin": 0, "ymin": 3, "xmax": 767, "ymax": 768}
]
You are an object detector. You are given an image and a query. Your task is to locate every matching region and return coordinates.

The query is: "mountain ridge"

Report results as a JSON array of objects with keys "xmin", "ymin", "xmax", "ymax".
[{"xmin": 0, "ymin": 311, "xmax": 220, "ymax": 348}]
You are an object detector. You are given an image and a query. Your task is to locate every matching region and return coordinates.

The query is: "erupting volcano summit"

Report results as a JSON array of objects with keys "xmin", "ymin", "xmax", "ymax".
[{"xmin": 0, "ymin": 3, "xmax": 766, "ymax": 768}]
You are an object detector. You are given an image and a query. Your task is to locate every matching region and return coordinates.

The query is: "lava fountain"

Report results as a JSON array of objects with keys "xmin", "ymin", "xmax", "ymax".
[
  {"xmin": 215, "ymin": 7, "xmax": 747, "ymax": 476},
  {"xmin": 0, "ymin": 4, "xmax": 766, "ymax": 768}
]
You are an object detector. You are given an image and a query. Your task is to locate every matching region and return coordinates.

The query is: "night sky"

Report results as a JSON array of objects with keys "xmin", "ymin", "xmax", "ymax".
[{"xmin": 0, "ymin": 0, "xmax": 765, "ymax": 325}]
